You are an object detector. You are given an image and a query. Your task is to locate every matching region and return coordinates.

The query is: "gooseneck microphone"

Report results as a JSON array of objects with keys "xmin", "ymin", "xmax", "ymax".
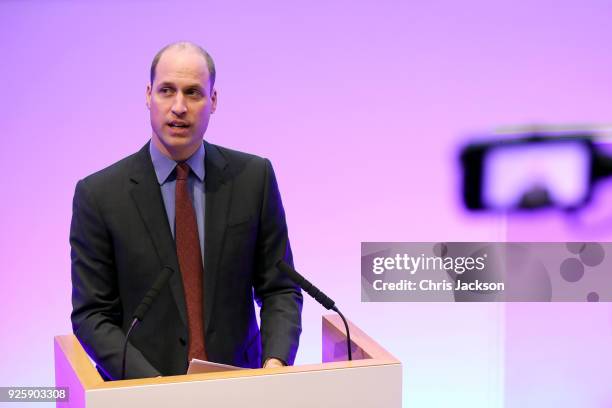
[
  {"xmin": 121, "ymin": 265, "xmax": 175, "ymax": 380},
  {"xmin": 276, "ymin": 260, "xmax": 352, "ymax": 361}
]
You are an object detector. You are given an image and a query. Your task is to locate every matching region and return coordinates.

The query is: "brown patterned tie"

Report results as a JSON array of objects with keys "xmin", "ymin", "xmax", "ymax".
[{"xmin": 175, "ymin": 162, "xmax": 207, "ymax": 362}]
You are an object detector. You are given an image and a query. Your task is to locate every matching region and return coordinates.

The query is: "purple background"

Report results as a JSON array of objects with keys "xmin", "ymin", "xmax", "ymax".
[{"xmin": 2, "ymin": 1, "xmax": 612, "ymax": 406}]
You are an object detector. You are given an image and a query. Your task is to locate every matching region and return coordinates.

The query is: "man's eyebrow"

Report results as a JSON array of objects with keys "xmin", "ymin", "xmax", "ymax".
[
  {"xmin": 156, "ymin": 81, "xmax": 175, "ymax": 88},
  {"xmin": 183, "ymin": 83, "xmax": 204, "ymax": 90},
  {"xmin": 156, "ymin": 81, "xmax": 203, "ymax": 89}
]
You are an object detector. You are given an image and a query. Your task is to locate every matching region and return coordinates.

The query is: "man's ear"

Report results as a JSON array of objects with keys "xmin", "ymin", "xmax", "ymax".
[
  {"xmin": 146, "ymin": 83, "xmax": 152, "ymax": 110},
  {"xmin": 210, "ymin": 88, "xmax": 218, "ymax": 114}
]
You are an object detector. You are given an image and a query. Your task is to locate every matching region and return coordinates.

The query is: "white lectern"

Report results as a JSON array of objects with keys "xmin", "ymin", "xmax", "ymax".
[{"xmin": 54, "ymin": 315, "xmax": 402, "ymax": 407}]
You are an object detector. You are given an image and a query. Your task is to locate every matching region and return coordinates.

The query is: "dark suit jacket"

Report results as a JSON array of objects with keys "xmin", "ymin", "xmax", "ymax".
[{"xmin": 70, "ymin": 141, "xmax": 302, "ymax": 380}]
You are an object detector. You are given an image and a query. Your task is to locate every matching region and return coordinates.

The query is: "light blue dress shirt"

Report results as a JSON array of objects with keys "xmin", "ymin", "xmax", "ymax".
[{"xmin": 149, "ymin": 141, "xmax": 206, "ymax": 263}]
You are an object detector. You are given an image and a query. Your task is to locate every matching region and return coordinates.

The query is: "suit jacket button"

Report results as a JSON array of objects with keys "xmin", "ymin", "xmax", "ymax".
[{"xmin": 179, "ymin": 337, "xmax": 186, "ymax": 346}]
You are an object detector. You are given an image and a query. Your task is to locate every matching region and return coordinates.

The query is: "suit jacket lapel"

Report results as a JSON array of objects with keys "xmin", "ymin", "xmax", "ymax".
[
  {"xmin": 128, "ymin": 143, "xmax": 187, "ymax": 328},
  {"xmin": 203, "ymin": 141, "xmax": 231, "ymax": 333}
]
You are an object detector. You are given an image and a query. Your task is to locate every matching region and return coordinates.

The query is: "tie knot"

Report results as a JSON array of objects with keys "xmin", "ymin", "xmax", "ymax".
[{"xmin": 176, "ymin": 162, "xmax": 190, "ymax": 180}]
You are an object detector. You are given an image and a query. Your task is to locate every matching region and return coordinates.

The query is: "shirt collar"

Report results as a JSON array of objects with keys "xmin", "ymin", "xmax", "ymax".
[{"xmin": 149, "ymin": 140, "xmax": 206, "ymax": 184}]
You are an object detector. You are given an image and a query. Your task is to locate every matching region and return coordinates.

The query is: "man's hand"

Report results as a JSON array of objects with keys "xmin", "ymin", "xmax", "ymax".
[{"xmin": 263, "ymin": 358, "xmax": 285, "ymax": 368}]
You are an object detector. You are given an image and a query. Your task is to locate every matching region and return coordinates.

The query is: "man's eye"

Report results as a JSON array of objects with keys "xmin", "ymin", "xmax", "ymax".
[
  {"xmin": 186, "ymin": 89, "xmax": 202, "ymax": 96},
  {"xmin": 159, "ymin": 88, "xmax": 174, "ymax": 95}
]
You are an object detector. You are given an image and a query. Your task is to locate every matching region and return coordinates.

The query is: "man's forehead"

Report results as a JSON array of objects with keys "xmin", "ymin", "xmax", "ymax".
[{"xmin": 155, "ymin": 49, "xmax": 210, "ymax": 83}]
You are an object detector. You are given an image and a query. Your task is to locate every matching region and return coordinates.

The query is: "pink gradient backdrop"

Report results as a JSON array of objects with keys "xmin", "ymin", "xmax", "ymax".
[{"xmin": 2, "ymin": 1, "xmax": 612, "ymax": 406}]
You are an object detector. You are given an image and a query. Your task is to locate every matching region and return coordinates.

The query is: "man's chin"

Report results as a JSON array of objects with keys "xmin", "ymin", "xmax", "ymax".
[{"xmin": 157, "ymin": 136, "xmax": 202, "ymax": 160}]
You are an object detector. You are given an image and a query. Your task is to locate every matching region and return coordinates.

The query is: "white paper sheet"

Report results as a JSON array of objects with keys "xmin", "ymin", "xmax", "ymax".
[{"xmin": 187, "ymin": 359, "xmax": 248, "ymax": 374}]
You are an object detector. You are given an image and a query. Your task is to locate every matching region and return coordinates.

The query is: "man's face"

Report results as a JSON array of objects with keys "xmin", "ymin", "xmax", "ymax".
[{"xmin": 146, "ymin": 48, "xmax": 217, "ymax": 161}]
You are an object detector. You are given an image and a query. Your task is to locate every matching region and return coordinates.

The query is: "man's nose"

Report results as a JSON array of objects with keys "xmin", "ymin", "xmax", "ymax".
[{"xmin": 171, "ymin": 93, "xmax": 187, "ymax": 116}]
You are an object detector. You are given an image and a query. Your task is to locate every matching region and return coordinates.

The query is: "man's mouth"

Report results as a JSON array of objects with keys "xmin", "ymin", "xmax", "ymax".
[{"xmin": 168, "ymin": 121, "xmax": 190, "ymax": 129}]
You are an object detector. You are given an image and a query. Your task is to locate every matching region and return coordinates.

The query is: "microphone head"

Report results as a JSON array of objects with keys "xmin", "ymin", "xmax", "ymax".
[
  {"xmin": 133, "ymin": 265, "xmax": 175, "ymax": 321},
  {"xmin": 159, "ymin": 265, "xmax": 174, "ymax": 282},
  {"xmin": 276, "ymin": 260, "xmax": 335, "ymax": 310},
  {"xmin": 277, "ymin": 260, "xmax": 298, "ymax": 280}
]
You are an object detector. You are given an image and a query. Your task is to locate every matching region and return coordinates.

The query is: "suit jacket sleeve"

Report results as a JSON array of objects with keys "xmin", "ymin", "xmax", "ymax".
[
  {"xmin": 70, "ymin": 179, "xmax": 161, "ymax": 380},
  {"xmin": 253, "ymin": 159, "xmax": 303, "ymax": 366}
]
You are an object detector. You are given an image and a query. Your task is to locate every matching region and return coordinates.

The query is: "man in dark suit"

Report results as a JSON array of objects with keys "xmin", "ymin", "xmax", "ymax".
[{"xmin": 70, "ymin": 42, "xmax": 302, "ymax": 380}]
